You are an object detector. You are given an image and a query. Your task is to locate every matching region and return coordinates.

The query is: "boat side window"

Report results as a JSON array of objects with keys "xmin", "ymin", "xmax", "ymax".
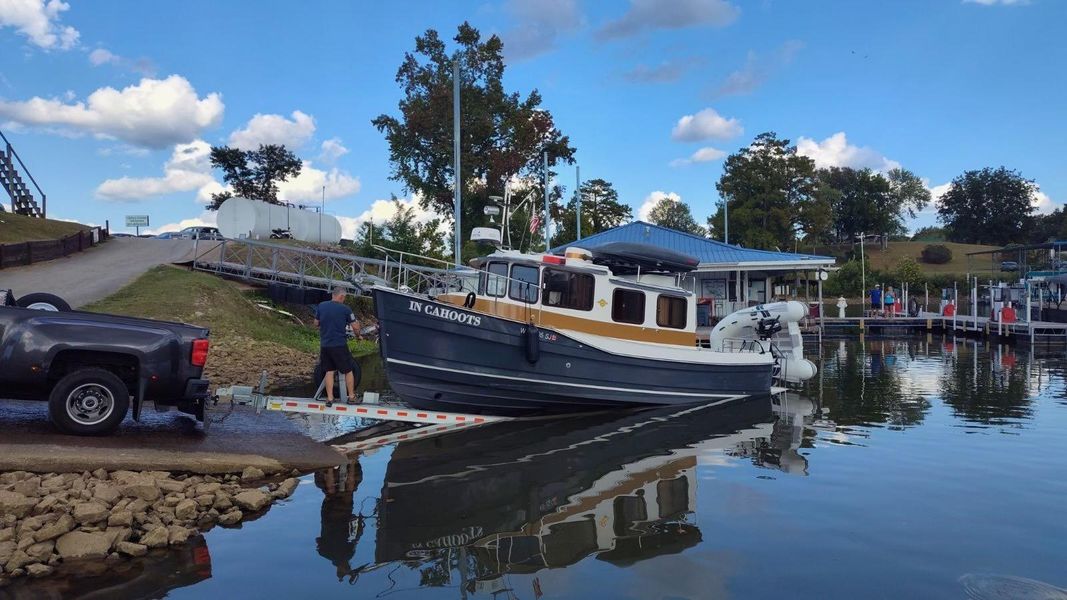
[
  {"xmin": 509, "ymin": 264, "xmax": 540, "ymax": 303},
  {"xmin": 542, "ymin": 268, "xmax": 594, "ymax": 311},
  {"xmin": 486, "ymin": 262, "xmax": 509, "ymax": 297},
  {"xmin": 657, "ymin": 295, "xmax": 687, "ymax": 329},
  {"xmin": 612, "ymin": 288, "xmax": 645, "ymax": 324}
]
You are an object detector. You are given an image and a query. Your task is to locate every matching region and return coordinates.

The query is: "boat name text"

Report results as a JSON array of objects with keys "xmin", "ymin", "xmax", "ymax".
[{"xmin": 408, "ymin": 300, "xmax": 482, "ymax": 327}]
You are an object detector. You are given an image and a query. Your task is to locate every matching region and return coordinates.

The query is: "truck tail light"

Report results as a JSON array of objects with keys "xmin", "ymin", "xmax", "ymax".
[{"xmin": 191, "ymin": 339, "xmax": 210, "ymax": 367}]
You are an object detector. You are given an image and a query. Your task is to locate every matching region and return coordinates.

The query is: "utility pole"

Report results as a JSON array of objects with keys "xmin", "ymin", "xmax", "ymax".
[
  {"xmin": 452, "ymin": 53, "xmax": 462, "ymax": 266},
  {"xmin": 575, "ymin": 165, "xmax": 581, "ymax": 241},
  {"xmin": 543, "ymin": 151, "xmax": 550, "ymax": 251},
  {"xmin": 320, "ymin": 186, "xmax": 325, "ymax": 243}
]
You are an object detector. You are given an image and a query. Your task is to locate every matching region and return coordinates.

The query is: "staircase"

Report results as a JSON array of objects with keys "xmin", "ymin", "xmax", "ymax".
[{"xmin": 0, "ymin": 129, "xmax": 45, "ymax": 218}]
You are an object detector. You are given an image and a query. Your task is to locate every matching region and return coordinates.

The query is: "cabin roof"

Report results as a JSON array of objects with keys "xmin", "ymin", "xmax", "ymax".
[{"xmin": 551, "ymin": 221, "xmax": 835, "ymax": 271}]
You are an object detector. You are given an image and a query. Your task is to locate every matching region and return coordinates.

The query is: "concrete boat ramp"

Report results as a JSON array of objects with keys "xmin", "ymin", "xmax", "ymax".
[{"xmin": 0, "ymin": 399, "xmax": 346, "ymax": 475}]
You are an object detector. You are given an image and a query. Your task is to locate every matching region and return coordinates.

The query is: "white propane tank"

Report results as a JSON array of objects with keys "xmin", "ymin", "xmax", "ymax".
[{"xmin": 216, "ymin": 197, "xmax": 343, "ymax": 244}]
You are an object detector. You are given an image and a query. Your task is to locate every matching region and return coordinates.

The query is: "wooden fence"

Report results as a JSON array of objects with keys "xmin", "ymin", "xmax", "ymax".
[{"xmin": 0, "ymin": 227, "xmax": 109, "ymax": 269}]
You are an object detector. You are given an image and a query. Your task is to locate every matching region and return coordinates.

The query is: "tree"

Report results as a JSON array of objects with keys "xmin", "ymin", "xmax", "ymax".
[
  {"xmin": 711, "ymin": 132, "xmax": 818, "ymax": 249},
  {"xmin": 375, "ymin": 199, "xmax": 448, "ymax": 265},
  {"xmin": 648, "ymin": 197, "xmax": 706, "ymax": 236},
  {"xmin": 554, "ymin": 178, "xmax": 632, "ymax": 245},
  {"xmin": 372, "ymin": 23, "xmax": 576, "ymax": 259},
  {"xmin": 912, "ymin": 226, "xmax": 947, "ymax": 242},
  {"xmin": 1026, "ymin": 208, "xmax": 1067, "ymax": 244},
  {"xmin": 819, "ymin": 167, "xmax": 900, "ymax": 245},
  {"xmin": 206, "ymin": 144, "xmax": 302, "ymax": 210},
  {"xmin": 937, "ymin": 167, "xmax": 1036, "ymax": 244},
  {"xmin": 886, "ymin": 168, "xmax": 930, "ymax": 223}
]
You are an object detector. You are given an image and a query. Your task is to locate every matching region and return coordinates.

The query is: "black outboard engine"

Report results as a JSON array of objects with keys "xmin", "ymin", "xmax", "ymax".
[{"xmin": 755, "ymin": 316, "xmax": 783, "ymax": 340}]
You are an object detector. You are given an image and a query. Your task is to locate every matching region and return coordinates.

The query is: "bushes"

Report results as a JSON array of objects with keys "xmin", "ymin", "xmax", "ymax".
[
  {"xmin": 894, "ymin": 257, "xmax": 926, "ymax": 287},
  {"xmin": 921, "ymin": 244, "xmax": 953, "ymax": 264}
]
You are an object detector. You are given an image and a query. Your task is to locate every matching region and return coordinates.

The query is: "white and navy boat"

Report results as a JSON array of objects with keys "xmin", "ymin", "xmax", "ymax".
[{"xmin": 372, "ymin": 239, "xmax": 815, "ymax": 415}]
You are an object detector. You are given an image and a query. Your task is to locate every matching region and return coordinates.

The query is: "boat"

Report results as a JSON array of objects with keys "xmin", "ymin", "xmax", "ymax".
[{"xmin": 371, "ymin": 230, "xmax": 815, "ymax": 414}]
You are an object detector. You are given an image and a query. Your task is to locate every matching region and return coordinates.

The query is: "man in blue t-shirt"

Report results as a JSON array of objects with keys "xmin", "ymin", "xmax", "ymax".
[
  {"xmin": 314, "ymin": 287, "xmax": 361, "ymax": 405},
  {"xmin": 870, "ymin": 284, "xmax": 882, "ymax": 314}
]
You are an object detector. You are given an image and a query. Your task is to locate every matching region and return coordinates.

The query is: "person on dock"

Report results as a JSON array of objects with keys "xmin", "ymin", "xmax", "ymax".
[
  {"xmin": 884, "ymin": 286, "xmax": 896, "ymax": 317},
  {"xmin": 315, "ymin": 286, "xmax": 361, "ymax": 405},
  {"xmin": 870, "ymin": 284, "xmax": 882, "ymax": 316}
]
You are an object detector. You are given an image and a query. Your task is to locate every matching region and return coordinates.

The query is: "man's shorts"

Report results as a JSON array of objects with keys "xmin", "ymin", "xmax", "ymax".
[{"xmin": 320, "ymin": 345, "xmax": 354, "ymax": 374}]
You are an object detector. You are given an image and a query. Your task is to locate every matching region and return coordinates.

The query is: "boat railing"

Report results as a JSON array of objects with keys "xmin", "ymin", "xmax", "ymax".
[{"xmin": 372, "ymin": 245, "xmax": 479, "ymax": 298}]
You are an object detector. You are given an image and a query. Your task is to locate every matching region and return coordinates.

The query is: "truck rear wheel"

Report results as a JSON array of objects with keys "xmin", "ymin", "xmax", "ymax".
[
  {"xmin": 17, "ymin": 292, "xmax": 72, "ymax": 312},
  {"xmin": 48, "ymin": 368, "xmax": 131, "ymax": 435}
]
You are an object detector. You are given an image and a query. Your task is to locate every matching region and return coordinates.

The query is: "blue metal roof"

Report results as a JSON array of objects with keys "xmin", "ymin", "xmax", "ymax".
[{"xmin": 551, "ymin": 221, "xmax": 834, "ymax": 266}]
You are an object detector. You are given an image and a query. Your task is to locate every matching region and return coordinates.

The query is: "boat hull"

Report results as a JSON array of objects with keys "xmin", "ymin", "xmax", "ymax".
[{"xmin": 373, "ymin": 287, "xmax": 774, "ymax": 415}]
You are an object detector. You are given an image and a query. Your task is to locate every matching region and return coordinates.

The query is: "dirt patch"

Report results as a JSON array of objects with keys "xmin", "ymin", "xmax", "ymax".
[{"xmin": 203, "ymin": 336, "xmax": 316, "ymax": 391}]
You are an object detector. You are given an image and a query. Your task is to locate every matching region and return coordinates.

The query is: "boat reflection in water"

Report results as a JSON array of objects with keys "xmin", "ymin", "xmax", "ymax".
[{"xmin": 346, "ymin": 395, "xmax": 811, "ymax": 593}]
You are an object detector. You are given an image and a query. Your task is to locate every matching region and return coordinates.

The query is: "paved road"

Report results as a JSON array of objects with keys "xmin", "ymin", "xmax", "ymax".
[
  {"xmin": 0, "ymin": 399, "xmax": 347, "ymax": 474},
  {"xmin": 0, "ymin": 237, "xmax": 214, "ymax": 308}
]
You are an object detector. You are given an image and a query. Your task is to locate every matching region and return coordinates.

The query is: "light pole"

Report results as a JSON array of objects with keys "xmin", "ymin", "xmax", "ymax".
[
  {"xmin": 575, "ymin": 165, "xmax": 581, "ymax": 241},
  {"xmin": 452, "ymin": 52, "xmax": 462, "ymax": 266},
  {"xmin": 320, "ymin": 185, "xmax": 325, "ymax": 243},
  {"xmin": 723, "ymin": 197, "xmax": 729, "ymax": 244},
  {"xmin": 858, "ymin": 231, "xmax": 866, "ymax": 330},
  {"xmin": 543, "ymin": 151, "xmax": 550, "ymax": 251}
]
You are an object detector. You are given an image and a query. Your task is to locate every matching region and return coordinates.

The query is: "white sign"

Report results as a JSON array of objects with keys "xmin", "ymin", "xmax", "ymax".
[{"xmin": 125, "ymin": 215, "xmax": 150, "ymax": 227}]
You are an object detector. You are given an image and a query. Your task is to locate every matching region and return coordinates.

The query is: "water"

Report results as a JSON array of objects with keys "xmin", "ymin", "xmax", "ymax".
[{"xmin": 8, "ymin": 338, "xmax": 1067, "ymax": 599}]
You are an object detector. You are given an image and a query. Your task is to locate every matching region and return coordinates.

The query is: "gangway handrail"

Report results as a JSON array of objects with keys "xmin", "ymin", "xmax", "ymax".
[{"xmin": 0, "ymin": 128, "xmax": 46, "ymax": 209}]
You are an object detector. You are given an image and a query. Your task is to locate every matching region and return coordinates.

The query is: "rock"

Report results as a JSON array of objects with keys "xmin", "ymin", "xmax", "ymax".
[
  {"xmin": 39, "ymin": 476, "xmax": 66, "ymax": 492},
  {"xmin": 127, "ymin": 499, "xmax": 150, "ymax": 514},
  {"xmin": 33, "ymin": 514, "xmax": 74, "ymax": 542},
  {"xmin": 158, "ymin": 479, "xmax": 187, "ymax": 494},
  {"xmin": 34, "ymin": 495, "xmax": 59, "ymax": 515},
  {"xmin": 11, "ymin": 477, "xmax": 40, "ymax": 497},
  {"xmin": 55, "ymin": 531, "xmax": 111, "ymax": 560},
  {"xmin": 92, "ymin": 469, "xmax": 108, "ymax": 480},
  {"xmin": 4, "ymin": 550, "xmax": 33, "ymax": 573},
  {"xmin": 25, "ymin": 563, "xmax": 52, "ymax": 578},
  {"xmin": 0, "ymin": 541, "xmax": 14, "ymax": 564},
  {"xmin": 73, "ymin": 501, "xmax": 109, "ymax": 525},
  {"xmin": 140, "ymin": 527, "xmax": 169, "ymax": 549},
  {"xmin": 0, "ymin": 492, "xmax": 37, "ymax": 519},
  {"xmin": 105, "ymin": 552, "xmax": 122, "ymax": 565},
  {"xmin": 0, "ymin": 529, "xmax": 12, "ymax": 543},
  {"xmin": 24, "ymin": 541, "xmax": 53, "ymax": 562},
  {"xmin": 167, "ymin": 526, "xmax": 192, "ymax": 546},
  {"xmin": 217, "ymin": 510, "xmax": 242, "ymax": 526},
  {"xmin": 163, "ymin": 496, "xmax": 182, "ymax": 508},
  {"xmin": 195, "ymin": 513, "xmax": 215, "ymax": 528},
  {"xmin": 274, "ymin": 478, "xmax": 299, "ymax": 499},
  {"xmin": 92, "ymin": 485, "xmax": 121, "ymax": 505},
  {"xmin": 233, "ymin": 490, "xmax": 270, "ymax": 512},
  {"xmin": 213, "ymin": 495, "xmax": 233, "ymax": 512},
  {"xmin": 16, "ymin": 537, "xmax": 33, "ymax": 552},
  {"xmin": 194, "ymin": 482, "xmax": 221, "ymax": 495},
  {"xmin": 104, "ymin": 527, "xmax": 132, "ymax": 550},
  {"xmin": 194, "ymin": 494, "xmax": 215, "ymax": 508},
  {"xmin": 108, "ymin": 510, "xmax": 133, "ymax": 528},
  {"xmin": 115, "ymin": 541, "xmax": 147, "ymax": 557},
  {"xmin": 0, "ymin": 472, "xmax": 28, "ymax": 484},
  {"xmin": 174, "ymin": 499, "xmax": 198, "ymax": 521},
  {"xmin": 240, "ymin": 467, "xmax": 265, "ymax": 482},
  {"xmin": 117, "ymin": 477, "xmax": 160, "ymax": 502}
]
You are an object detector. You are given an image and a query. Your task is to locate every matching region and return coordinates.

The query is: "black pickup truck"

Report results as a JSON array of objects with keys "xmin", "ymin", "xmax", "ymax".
[{"xmin": 0, "ymin": 289, "xmax": 211, "ymax": 435}]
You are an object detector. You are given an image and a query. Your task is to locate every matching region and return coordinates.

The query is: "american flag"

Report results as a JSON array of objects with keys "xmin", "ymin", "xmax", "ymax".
[{"xmin": 530, "ymin": 212, "xmax": 541, "ymax": 233}]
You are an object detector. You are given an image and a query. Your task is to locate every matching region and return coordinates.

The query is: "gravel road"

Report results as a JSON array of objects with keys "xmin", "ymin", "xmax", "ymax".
[{"xmin": 0, "ymin": 237, "xmax": 216, "ymax": 308}]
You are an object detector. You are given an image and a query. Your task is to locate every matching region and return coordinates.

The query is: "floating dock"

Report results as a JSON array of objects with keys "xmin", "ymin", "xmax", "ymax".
[{"xmin": 808, "ymin": 312, "xmax": 1067, "ymax": 344}]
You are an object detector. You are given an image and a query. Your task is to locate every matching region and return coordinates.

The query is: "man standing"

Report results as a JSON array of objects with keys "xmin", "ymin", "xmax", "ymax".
[
  {"xmin": 870, "ymin": 284, "xmax": 882, "ymax": 316},
  {"xmin": 315, "ymin": 287, "xmax": 360, "ymax": 405}
]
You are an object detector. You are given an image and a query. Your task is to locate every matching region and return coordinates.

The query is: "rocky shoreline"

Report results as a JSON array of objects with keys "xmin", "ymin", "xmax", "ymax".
[{"xmin": 0, "ymin": 466, "xmax": 299, "ymax": 584}]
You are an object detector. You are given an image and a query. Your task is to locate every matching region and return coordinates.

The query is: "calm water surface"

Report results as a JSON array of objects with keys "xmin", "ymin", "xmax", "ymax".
[{"xmin": 10, "ymin": 338, "xmax": 1067, "ymax": 599}]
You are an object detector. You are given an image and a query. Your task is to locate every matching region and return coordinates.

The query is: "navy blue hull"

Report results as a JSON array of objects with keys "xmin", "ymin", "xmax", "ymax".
[{"xmin": 373, "ymin": 288, "xmax": 774, "ymax": 415}]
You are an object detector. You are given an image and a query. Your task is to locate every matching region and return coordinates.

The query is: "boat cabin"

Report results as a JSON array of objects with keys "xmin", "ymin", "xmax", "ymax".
[{"xmin": 438, "ymin": 244, "xmax": 700, "ymax": 347}]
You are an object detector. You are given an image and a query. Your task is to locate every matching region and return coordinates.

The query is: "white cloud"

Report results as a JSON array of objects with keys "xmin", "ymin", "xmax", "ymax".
[
  {"xmin": 597, "ymin": 0, "xmax": 738, "ymax": 40},
  {"xmin": 229, "ymin": 111, "xmax": 315, "ymax": 151},
  {"xmin": 0, "ymin": 75, "xmax": 224, "ymax": 148},
  {"xmin": 622, "ymin": 57, "xmax": 703, "ymax": 84},
  {"xmin": 95, "ymin": 139, "xmax": 216, "ymax": 202},
  {"xmin": 318, "ymin": 137, "xmax": 349, "ymax": 163},
  {"xmin": 88, "ymin": 48, "xmax": 117, "ymax": 66},
  {"xmin": 671, "ymin": 108, "xmax": 742, "ymax": 142},
  {"xmin": 670, "ymin": 146, "xmax": 726, "ymax": 167},
  {"xmin": 503, "ymin": 0, "xmax": 582, "ymax": 60},
  {"xmin": 277, "ymin": 161, "xmax": 361, "ymax": 203},
  {"xmin": 336, "ymin": 194, "xmax": 446, "ymax": 239},
  {"xmin": 638, "ymin": 191, "xmax": 681, "ymax": 221},
  {"xmin": 1032, "ymin": 188, "xmax": 1054, "ymax": 214},
  {"xmin": 0, "ymin": 0, "xmax": 79, "ymax": 50},
  {"xmin": 716, "ymin": 41, "xmax": 804, "ymax": 96},
  {"xmin": 143, "ymin": 211, "xmax": 217, "ymax": 236},
  {"xmin": 795, "ymin": 132, "xmax": 901, "ymax": 172}
]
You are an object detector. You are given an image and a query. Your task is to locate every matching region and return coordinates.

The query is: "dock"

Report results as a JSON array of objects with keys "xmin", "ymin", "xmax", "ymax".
[{"xmin": 808, "ymin": 312, "xmax": 1067, "ymax": 344}]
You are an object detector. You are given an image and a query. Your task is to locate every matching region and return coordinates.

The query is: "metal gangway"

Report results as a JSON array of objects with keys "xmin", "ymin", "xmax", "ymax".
[{"xmin": 191, "ymin": 238, "xmax": 473, "ymax": 297}]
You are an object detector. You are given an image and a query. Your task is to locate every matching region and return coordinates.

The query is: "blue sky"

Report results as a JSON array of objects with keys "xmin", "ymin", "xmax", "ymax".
[{"xmin": 0, "ymin": 0, "xmax": 1063, "ymax": 237}]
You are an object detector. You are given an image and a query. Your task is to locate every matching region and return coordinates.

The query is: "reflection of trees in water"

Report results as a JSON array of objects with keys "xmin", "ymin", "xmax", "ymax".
[
  {"xmin": 813, "ymin": 339, "xmax": 931, "ymax": 429},
  {"xmin": 938, "ymin": 344, "xmax": 1033, "ymax": 424}
]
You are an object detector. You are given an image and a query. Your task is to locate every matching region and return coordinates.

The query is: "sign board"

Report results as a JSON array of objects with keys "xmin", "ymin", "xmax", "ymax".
[{"xmin": 125, "ymin": 215, "xmax": 150, "ymax": 227}]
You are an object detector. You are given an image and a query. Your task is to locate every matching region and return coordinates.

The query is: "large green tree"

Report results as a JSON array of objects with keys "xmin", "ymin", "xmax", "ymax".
[
  {"xmin": 553, "ymin": 178, "xmax": 632, "ymax": 245},
  {"xmin": 937, "ymin": 167, "xmax": 1036, "ymax": 244},
  {"xmin": 372, "ymin": 23, "xmax": 576, "ymax": 259},
  {"xmin": 648, "ymin": 197, "xmax": 706, "ymax": 235},
  {"xmin": 206, "ymin": 144, "xmax": 302, "ymax": 210},
  {"xmin": 710, "ymin": 132, "xmax": 819, "ymax": 249}
]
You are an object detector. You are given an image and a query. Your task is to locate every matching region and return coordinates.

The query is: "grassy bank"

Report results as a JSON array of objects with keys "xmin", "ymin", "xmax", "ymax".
[
  {"xmin": 0, "ymin": 212, "xmax": 89, "ymax": 244},
  {"xmin": 85, "ymin": 266, "xmax": 376, "ymax": 388}
]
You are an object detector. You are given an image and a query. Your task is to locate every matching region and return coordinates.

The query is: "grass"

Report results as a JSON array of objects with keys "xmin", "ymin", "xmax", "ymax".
[
  {"xmin": 812, "ymin": 240, "xmax": 1001, "ymax": 275},
  {"xmin": 84, "ymin": 265, "xmax": 377, "ymax": 357},
  {"xmin": 0, "ymin": 212, "xmax": 89, "ymax": 244}
]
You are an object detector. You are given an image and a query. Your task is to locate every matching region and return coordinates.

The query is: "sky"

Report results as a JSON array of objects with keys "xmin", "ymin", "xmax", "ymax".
[{"xmin": 0, "ymin": 0, "xmax": 1064, "ymax": 239}]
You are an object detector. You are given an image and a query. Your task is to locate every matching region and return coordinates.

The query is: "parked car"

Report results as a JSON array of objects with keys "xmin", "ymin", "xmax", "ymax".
[
  {"xmin": 0, "ymin": 289, "xmax": 212, "ymax": 435},
  {"xmin": 154, "ymin": 231, "xmax": 180, "ymax": 239},
  {"xmin": 1001, "ymin": 261, "xmax": 1019, "ymax": 272},
  {"xmin": 178, "ymin": 226, "xmax": 223, "ymax": 240}
]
